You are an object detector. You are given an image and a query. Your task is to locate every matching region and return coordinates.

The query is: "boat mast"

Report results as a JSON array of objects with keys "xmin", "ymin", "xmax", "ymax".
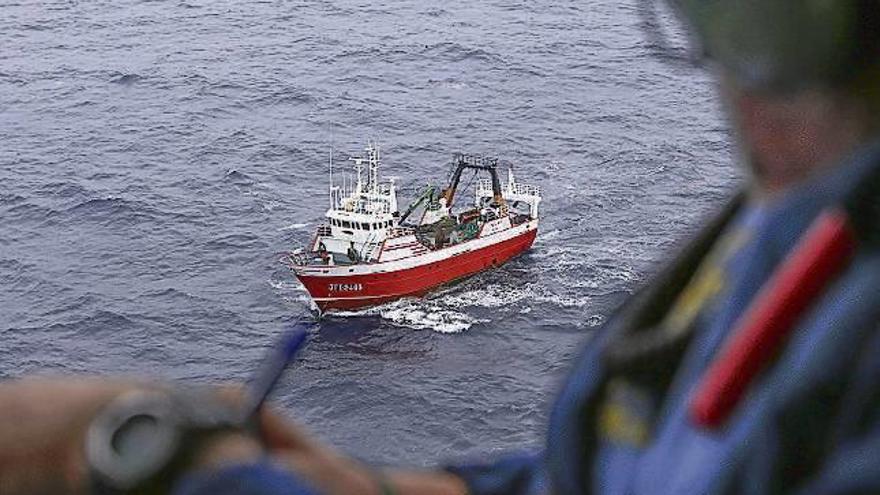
[
  {"xmin": 351, "ymin": 152, "xmax": 364, "ymax": 196},
  {"xmin": 329, "ymin": 146, "xmax": 334, "ymax": 208}
]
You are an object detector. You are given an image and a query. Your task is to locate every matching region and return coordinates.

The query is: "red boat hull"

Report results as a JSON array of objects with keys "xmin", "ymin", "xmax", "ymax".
[{"xmin": 295, "ymin": 228, "xmax": 537, "ymax": 312}]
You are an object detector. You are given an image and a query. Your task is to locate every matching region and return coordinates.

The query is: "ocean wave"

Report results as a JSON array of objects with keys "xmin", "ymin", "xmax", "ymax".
[
  {"xmin": 253, "ymin": 88, "xmax": 314, "ymax": 106},
  {"xmin": 420, "ymin": 42, "xmax": 505, "ymax": 64},
  {"xmin": 3, "ymin": 201, "xmax": 60, "ymax": 222},
  {"xmin": 68, "ymin": 196, "xmax": 127, "ymax": 213},
  {"xmin": 142, "ymin": 287, "xmax": 205, "ymax": 301},
  {"xmin": 109, "ymin": 73, "xmax": 143, "ymax": 85},
  {"xmin": 13, "ymin": 309, "xmax": 143, "ymax": 336},
  {"xmin": 39, "ymin": 293, "xmax": 99, "ymax": 318},
  {"xmin": 0, "ymin": 193, "xmax": 27, "ymax": 205},
  {"xmin": 0, "ymin": 259, "xmax": 34, "ymax": 286},
  {"xmin": 63, "ymin": 197, "xmax": 158, "ymax": 226},
  {"xmin": 224, "ymin": 169, "xmax": 255, "ymax": 185},
  {"xmin": 252, "ymin": 143, "xmax": 306, "ymax": 161},
  {"xmin": 426, "ymin": 78, "xmax": 468, "ymax": 90},
  {"xmin": 204, "ymin": 233, "xmax": 261, "ymax": 250},
  {"xmin": 33, "ymin": 181, "xmax": 90, "ymax": 198}
]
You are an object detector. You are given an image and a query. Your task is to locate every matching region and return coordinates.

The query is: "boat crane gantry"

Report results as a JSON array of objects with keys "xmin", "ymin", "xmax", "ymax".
[{"xmin": 442, "ymin": 153, "xmax": 506, "ymax": 209}]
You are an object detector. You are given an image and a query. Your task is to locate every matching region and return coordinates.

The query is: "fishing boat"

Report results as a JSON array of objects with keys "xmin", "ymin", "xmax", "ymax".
[{"xmin": 285, "ymin": 142, "xmax": 541, "ymax": 314}]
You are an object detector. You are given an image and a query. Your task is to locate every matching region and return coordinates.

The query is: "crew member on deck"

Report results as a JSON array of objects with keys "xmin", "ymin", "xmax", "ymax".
[{"xmin": 2, "ymin": 1, "xmax": 880, "ymax": 493}]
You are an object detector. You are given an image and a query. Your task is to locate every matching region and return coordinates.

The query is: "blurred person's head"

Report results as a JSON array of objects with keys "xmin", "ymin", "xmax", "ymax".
[{"xmin": 662, "ymin": 0, "xmax": 880, "ymax": 196}]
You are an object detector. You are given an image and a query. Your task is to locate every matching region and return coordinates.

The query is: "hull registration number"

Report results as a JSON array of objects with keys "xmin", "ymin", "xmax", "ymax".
[{"xmin": 329, "ymin": 283, "xmax": 363, "ymax": 292}]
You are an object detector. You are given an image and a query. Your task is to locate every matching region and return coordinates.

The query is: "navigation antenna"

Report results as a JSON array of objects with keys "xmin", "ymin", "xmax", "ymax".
[
  {"xmin": 369, "ymin": 141, "xmax": 380, "ymax": 195},
  {"xmin": 329, "ymin": 146, "xmax": 334, "ymax": 208}
]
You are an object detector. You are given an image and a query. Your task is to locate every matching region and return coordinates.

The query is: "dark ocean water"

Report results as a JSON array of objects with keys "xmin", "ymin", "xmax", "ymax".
[{"xmin": 1, "ymin": 0, "xmax": 738, "ymax": 466}]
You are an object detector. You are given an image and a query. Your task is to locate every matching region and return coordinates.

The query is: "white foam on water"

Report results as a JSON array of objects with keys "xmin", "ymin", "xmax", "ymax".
[
  {"xmin": 570, "ymin": 278, "xmax": 601, "ymax": 290},
  {"xmin": 585, "ymin": 314, "xmax": 606, "ymax": 327},
  {"xmin": 296, "ymin": 294, "xmax": 315, "ymax": 306},
  {"xmin": 548, "ymin": 293, "xmax": 594, "ymax": 308},
  {"xmin": 333, "ymin": 298, "xmax": 484, "ymax": 334},
  {"xmin": 530, "ymin": 244, "xmax": 573, "ymax": 260},
  {"xmin": 378, "ymin": 302, "xmax": 482, "ymax": 334},
  {"xmin": 553, "ymin": 252, "xmax": 594, "ymax": 269},
  {"xmin": 267, "ymin": 278, "xmax": 314, "ymax": 309},
  {"xmin": 278, "ymin": 222, "xmax": 309, "ymax": 231},
  {"xmin": 268, "ymin": 279, "xmax": 307, "ymax": 292},
  {"xmin": 535, "ymin": 228, "xmax": 561, "ymax": 242},
  {"xmin": 442, "ymin": 282, "xmax": 592, "ymax": 310}
]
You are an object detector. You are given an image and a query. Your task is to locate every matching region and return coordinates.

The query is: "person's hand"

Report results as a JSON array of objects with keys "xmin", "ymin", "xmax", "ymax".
[
  {"xmin": 0, "ymin": 377, "xmax": 260, "ymax": 494},
  {"xmin": 0, "ymin": 376, "xmax": 146, "ymax": 494}
]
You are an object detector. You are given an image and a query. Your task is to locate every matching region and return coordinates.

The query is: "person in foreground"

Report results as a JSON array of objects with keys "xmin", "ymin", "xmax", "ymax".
[{"xmin": 3, "ymin": 0, "xmax": 880, "ymax": 493}]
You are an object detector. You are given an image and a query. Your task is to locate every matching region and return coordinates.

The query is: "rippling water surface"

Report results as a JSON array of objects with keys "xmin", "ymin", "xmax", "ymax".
[{"xmin": 1, "ymin": 0, "xmax": 737, "ymax": 465}]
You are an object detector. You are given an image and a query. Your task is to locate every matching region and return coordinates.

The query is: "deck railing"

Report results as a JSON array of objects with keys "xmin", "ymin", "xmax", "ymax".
[{"xmin": 477, "ymin": 179, "xmax": 542, "ymax": 197}]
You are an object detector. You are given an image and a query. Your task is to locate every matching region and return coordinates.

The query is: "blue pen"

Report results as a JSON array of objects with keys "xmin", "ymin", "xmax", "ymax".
[{"xmin": 241, "ymin": 323, "xmax": 310, "ymax": 423}]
